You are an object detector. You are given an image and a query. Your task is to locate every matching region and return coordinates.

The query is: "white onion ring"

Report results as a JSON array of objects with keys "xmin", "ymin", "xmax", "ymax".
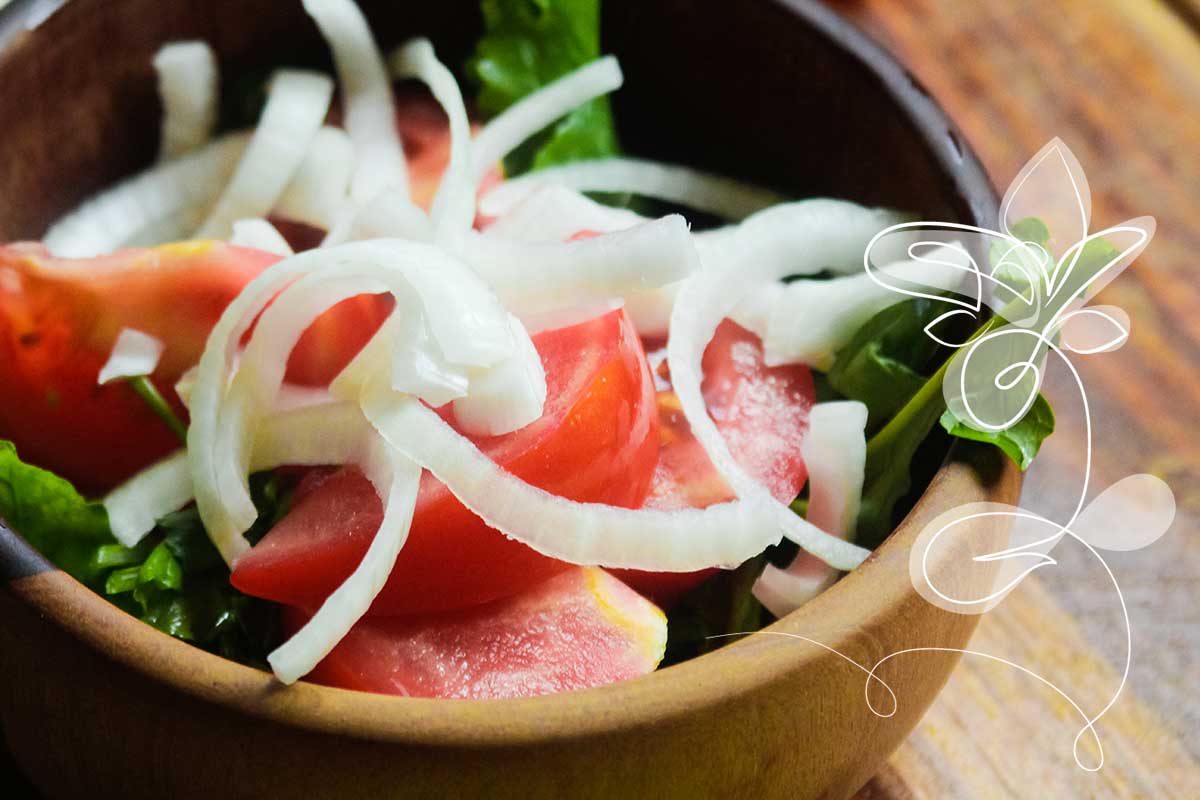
[
  {"xmin": 470, "ymin": 56, "xmax": 623, "ymax": 184},
  {"xmin": 153, "ymin": 41, "xmax": 218, "ymax": 160},
  {"xmin": 195, "ymin": 70, "xmax": 334, "ymax": 239},
  {"xmin": 481, "ymin": 157, "xmax": 786, "ymax": 221},
  {"xmin": 362, "ymin": 393, "xmax": 867, "ymax": 571},
  {"xmin": 753, "ymin": 401, "xmax": 868, "ymax": 617},
  {"xmin": 303, "ymin": 0, "xmax": 409, "ymax": 202},
  {"xmin": 388, "ymin": 39, "xmax": 475, "ymax": 243}
]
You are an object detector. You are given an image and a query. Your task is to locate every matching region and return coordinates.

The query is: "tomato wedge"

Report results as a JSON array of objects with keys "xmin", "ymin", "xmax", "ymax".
[
  {"xmin": 0, "ymin": 241, "xmax": 387, "ymax": 492},
  {"xmin": 615, "ymin": 319, "xmax": 815, "ymax": 605},
  {"xmin": 284, "ymin": 567, "xmax": 666, "ymax": 699},
  {"xmin": 0, "ymin": 241, "xmax": 274, "ymax": 491},
  {"xmin": 231, "ymin": 308, "xmax": 660, "ymax": 615}
]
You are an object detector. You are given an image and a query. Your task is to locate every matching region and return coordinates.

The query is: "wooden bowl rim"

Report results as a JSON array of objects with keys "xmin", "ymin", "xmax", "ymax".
[{"xmin": 0, "ymin": 0, "xmax": 1004, "ymax": 749}]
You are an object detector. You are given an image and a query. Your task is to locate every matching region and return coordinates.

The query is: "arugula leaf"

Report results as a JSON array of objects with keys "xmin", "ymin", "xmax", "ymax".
[
  {"xmin": 827, "ymin": 298, "xmax": 951, "ymax": 431},
  {"xmin": 468, "ymin": 0, "xmax": 619, "ymax": 174},
  {"xmin": 940, "ymin": 383, "xmax": 1055, "ymax": 470},
  {"xmin": 0, "ymin": 440, "xmax": 115, "ymax": 587}
]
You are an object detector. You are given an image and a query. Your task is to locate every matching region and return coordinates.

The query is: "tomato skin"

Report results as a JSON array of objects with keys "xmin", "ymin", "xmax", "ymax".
[
  {"xmin": 614, "ymin": 320, "xmax": 815, "ymax": 605},
  {"xmin": 232, "ymin": 308, "xmax": 661, "ymax": 615},
  {"xmin": 281, "ymin": 567, "xmax": 665, "ymax": 699},
  {"xmin": 0, "ymin": 241, "xmax": 276, "ymax": 491},
  {"xmin": 0, "ymin": 240, "xmax": 387, "ymax": 492}
]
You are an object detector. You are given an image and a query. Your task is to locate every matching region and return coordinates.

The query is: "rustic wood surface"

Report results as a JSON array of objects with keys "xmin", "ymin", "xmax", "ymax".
[{"xmin": 840, "ymin": 0, "xmax": 1200, "ymax": 796}]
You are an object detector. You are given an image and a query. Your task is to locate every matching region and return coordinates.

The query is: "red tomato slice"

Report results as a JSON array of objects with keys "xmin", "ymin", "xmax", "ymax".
[
  {"xmin": 231, "ymin": 308, "xmax": 660, "ymax": 615},
  {"xmin": 283, "ymin": 567, "xmax": 666, "ymax": 699},
  {"xmin": 614, "ymin": 319, "xmax": 815, "ymax": 605},
  {"xmin": 0, "ymin": 241, "xmax": 274, "ymax": 491},
  {"xmin": 0, "ymin": 241, "xmax": 385, "ymax": 491}
]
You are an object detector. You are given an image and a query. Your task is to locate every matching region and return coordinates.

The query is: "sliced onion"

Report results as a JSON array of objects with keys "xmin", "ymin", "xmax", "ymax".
[
  {"xmin": 274, "ymin": 126, "xmax": 355, "ymax": 230},
  {"xmin": 97, "ymin": 328, "xmax": 164, "ymax": 385},
  {"xmin": 174, "ymin": 365, "xmax": 199, "ymax": 408},
  {"xmin": 470, "ymin": 56, "xmax": 623, "ymax": 184},
  {"xmin": 753, "ymin": 401, "xmax": 868, "ymax": 617},
  {"xmin": 104, "ymin": 400, "xmax": 373, "ymax": 547},
  {"xmin": 481, "ymin": 157, "xmax": 786, "ymax": 221},
  {"xmin": 303, "ymin": 0, "xmax": 408, "ymax": 203},
  {"xmin": 388, "ymin": 39, "xmax": 475, "ymax": 242},
  {"xmin": 452, "ymin": 314, "xmax": 548, "ymax": 436},
  {"xmin": 43, "ymin": 132, "xmax": 250, "ymax": 257},
  {"xmin": 665, "ymin": 200, "xmax": 894, "ymax": 570},
  {"xmin": 459, "ymin": 214, "xmax": 700, "ymax": 315},
  {"xmin": 230, "ymin": 218, "xmax": 294, "ymax": 256},
  {"xmin": 153, "ymin": 41, "xmax": 218, "ymax": 160},
  {"xmin": 188, "ymin": 240, "xmax": 533, "ymax": 564},
  {"xmin": 195, "ymin": 70, "xmax": 334, "ymax": 239},
  {"xmin": 321, "ymin": 189, "xmax": 431, "ymax": 247},
  {"xmin": 330, "ymin": 311, "xmax": 469, "ymax": 408},
  {"xmin": 483, "ymin": 184, "xmax": 646, "ymax": 243},
  {"xmin": 268, "ymin": 435, "xmax": 421, "ymax": 684},
  {"xmin": 754, "ymin": 246, "xmax": 970, "ymax": 370},
  {"xmin": 104, "ymin": 450, "xmax": 191, "ymax": 546},
  {"xmin": 622, "ymin": 284, "xmax": 679, "ymax": 338},
  {"xmin": 362, "ymin": 392, "xmax": 865, "ymax": 570}
]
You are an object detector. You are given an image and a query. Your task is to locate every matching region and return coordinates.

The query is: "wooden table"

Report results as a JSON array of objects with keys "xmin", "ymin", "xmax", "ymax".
[{"xmin": 837, "ymin": 0, "xmax": 1200, "ymax": 796}]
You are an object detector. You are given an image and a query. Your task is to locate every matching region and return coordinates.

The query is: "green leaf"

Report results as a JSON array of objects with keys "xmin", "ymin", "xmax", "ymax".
[
  {"xmin": 99, "ymin": 474, "xmax": 290, "ymax": 663},
  {"xmin": 827, "ymin": 298, "xmax": 950, "ymax": 431},
  {"xmin": 468, "ymin": 0, "xmax": 619, "ymax": 175},
  {"xmin": 940, "ymin": 393, "xmax": 1055, "ymax": 470},
  {"xmin": 856, "ymin": 385, "xmax": 948, "ymax": 549},
  {"xmin": 0, "ymin": 440, "xmax": 115, "ymax": 587}
]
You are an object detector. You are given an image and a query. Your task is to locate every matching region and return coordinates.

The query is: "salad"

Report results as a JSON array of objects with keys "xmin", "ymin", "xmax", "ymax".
[{"xmin": 0, "ymin": 0, "xmax": 1055, "ymax": 698}]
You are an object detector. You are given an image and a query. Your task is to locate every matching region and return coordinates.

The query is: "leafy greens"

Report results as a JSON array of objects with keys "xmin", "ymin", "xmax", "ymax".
[
  {"xmin": 0, "ymin": 440, "xmax": 283, "ymax": 667},
  {"xmin": 468, "ymin": 0, "xmax": 619, "ymax": 174}
]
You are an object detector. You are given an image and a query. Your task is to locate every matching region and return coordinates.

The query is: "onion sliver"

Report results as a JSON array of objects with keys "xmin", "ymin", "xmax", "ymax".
[
  {"xmin": 470, "ymin": 56, "xmax": 623, "ymax": 184},
  {"xmin": 665, "ymin": 200, "xmax": 896, "ymax": 570},
  {"xmin": 481, "ymin": 157, "xmax": 786, "ymax": 221},
  {"xmin": 754, "ymin": 246, "xmax": 971, "ymax": 370},
  {"xmin": 230, "ymin": 218, "xmax": 294, "ymax": 256},
  {"xmin": 483, "ymin": 184, "xmax": 646, "ymax": 243},
  {"xmin": 97, "ymin": 328, "xmax": 164, "ymax": 385},
  {"xmin": 362, "ymin": 393, "xmax": 865, "ymax": 570},
  {"xmin": 460, "ymin": 214, "xmax": 700, "ymax": 315},
  {"xmin": 105, "ymin": 401, "xmax": 373, "ymax": 546},
  {"xmin": 274, "ymin": 126, "xmax": 355, "ymax": 230},
  {"xmin": 153, "ymin": 41, "xmax": 218, "ymax": 160},
  {"xmin": 321, "ymin": 189, "xmax": 432, "ymax": 247},
  {"xmin": 43, "ymin": 132, "xmax": 250, "ymax": 257},
  {"xmin": 195, "ymin": 69, "xmax": 334, "ymax": 239},
  {"xmin": 104, "ymin": 451, "xmax": 192, "ymax": 546},
  {"xmin": 451, "ymin": 314, "xmax": 548, "ymax": 436},
  {"xmin": 331, "ymin": 312, "xmax": 469, "ymax": 408},
  {"xmin": 188, "ymin": 240, "xmax": 534, "ymax": 564},
  {"xmin": 268, "ymin": 436, "xmax": 421, "ymax": 684},
  {"xmin": 303, "ymin": 0, "xmax": 409, "ymax": 202},
  {"xmin": 753, "ymin": 401, "xmax": 868, "ymax": 617},
  {"xmin": 388, "ymin": 39, "xmax": 475, "ymax": 242}
]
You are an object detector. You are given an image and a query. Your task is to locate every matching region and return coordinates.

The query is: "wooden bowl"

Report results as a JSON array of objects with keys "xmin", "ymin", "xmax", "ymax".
[{"xmin": 0, "ymin": 1, "xmax": 1014, "ymax": 797}]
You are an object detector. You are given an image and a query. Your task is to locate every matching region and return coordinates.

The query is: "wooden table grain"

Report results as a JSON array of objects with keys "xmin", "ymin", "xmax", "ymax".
[{"xmin": 838, "ymin": 0, "xmax": 1200, "ymax": 796}]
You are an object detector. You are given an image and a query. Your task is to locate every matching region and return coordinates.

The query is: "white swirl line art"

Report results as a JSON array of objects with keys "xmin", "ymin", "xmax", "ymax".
[{"xmin": 717, "ymin": 138, "xmax": 1176, "ymax": 773}]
